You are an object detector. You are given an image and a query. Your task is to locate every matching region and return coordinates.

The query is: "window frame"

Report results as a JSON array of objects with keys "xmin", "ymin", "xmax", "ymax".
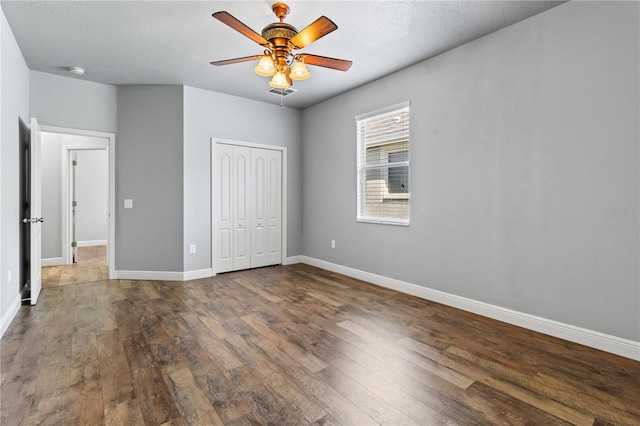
[
  {"xmin": 385, "ymin": 148, "xmax": 409, "ymax": 197},
  {"xmin": 356, "ymin": 101, "xmax": 410, "ymax": 226}
]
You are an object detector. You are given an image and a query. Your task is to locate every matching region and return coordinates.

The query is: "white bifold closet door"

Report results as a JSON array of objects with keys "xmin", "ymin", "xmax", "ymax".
[{"xmin": 214, "ymin": 143, "xmax": 282, "ymax": 273}]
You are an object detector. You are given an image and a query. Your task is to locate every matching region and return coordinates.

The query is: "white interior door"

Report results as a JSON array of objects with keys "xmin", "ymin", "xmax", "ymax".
[
  {"xmin": 251, "ymin": 148, "xmax": 268, "ymax": 268},
  {"xmin": 30, "ymin": 118, "xmax": 42, "ymax": 305},
  {"xmin": 213, "ymin": 142, "xmax": 283, "ymax": 273},
  {"xmin": 233, "ymin": 146, "xmax": 251, "ymax": 271},
  {"xmin": 265, "ymin": 149, "xmax": 282, "ymax": 266},
  {"xmin": 214, "ymin": 144, "xmax": 234, "ymax": 273}
]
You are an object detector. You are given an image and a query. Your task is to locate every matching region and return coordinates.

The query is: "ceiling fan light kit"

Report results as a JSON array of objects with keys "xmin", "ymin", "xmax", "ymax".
[
  {"xmin": 290, "ymin": 60, "xmax": 310, "ymax": 80},
  {"xmin": 211, "ymin": 2, "xmax": 352, "ymax": 90},
  {"xmin": 254, "ymin": 54, "xmax": 277, "ymax": 76}
]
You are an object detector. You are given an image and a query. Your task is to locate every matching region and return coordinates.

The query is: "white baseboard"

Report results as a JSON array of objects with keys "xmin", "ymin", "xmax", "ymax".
[
  {"xmin": 113, "ymin": 269, "xmax": 214, "ymax": 282},
  {"xmin": 299, "ymin": 256, "xmax": 640, "ymax": 361},
  {"xmin": 1, "ymin": 295, "xmax": 22, "ymax": 338},
  {"xmin": 77, "ymin": 240, "xmax": 107, "ymax": 247},
  {"xmin": 41, "ymin": 257, "xmax": 64, "ymax": 267},
  {"xmin": 284, "ymin": 255, "xmax": 303, "ymax": 265},
  {"xmin": 184, "ymin": 268, "xmax": 215, "ymax": 281}
]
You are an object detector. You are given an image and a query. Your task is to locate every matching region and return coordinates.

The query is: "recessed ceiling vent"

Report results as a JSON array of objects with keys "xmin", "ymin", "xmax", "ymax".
[{"xmin": 266, "ymin": 87, "xmax": 298, "ymax": 97}]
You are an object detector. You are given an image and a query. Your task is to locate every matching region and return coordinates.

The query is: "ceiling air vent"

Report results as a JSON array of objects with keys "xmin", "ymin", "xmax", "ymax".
[{"xmin": 266, "ymin": 87, "xmax": 298, "ymax": 97}]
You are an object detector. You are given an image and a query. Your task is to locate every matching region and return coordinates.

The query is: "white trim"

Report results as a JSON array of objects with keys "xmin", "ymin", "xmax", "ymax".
[
  {"xmin": 113, "ymin": 269, "xmax": 214, "ymax": 282},
  {"xmin": 211, "ymin": 138, "xmax": 288, "ymax": 274},
  {"xmin": 77, "ymin": 240, "xmax": 107, "ymax": 247},
  {"xmin": 0, "ymin": 296, "xmax": 21, "ymax": 338},
  {"xmin": 41, "ymin": 257, "xmax": 64, "ymax": 267},
  {"xmin": 184, "ymin": 268, "xmax": 215, "ymax": 281},
  {"xmin": 284, "ymin": 255, "xmax": 303, "ymax": 265},
  {"xmin": 40, "ymin": 125, "xmax": 115, "ymax": 278},
  {"xmin": 299, "ymin": 256, "xmax": 640, "ymax": 361},
  {"xmin": 113, "ymin": 270, "xmax": 185, "ymax": 281}
]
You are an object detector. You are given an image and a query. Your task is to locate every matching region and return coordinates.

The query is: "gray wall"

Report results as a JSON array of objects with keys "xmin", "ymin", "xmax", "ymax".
[
  {"xmin": 182, "ymin": 86, "xmax": 302, "ymax": 272},
  {"xmin": 0, "ymin": 9, "xmax": 30, "ymax": 328},
  {"xmin": 301, "ymin": 1, "xmax": 639, "ymax": 341},
  {"xmin": 75, "ymin": 149, "xmax": 108, "ymax": 244},
  {"xmin": 30, "ymin": 70, "xmax": 117, "ymax": 133},
  {"xmin": 116, "ymin": 85, "xmax": 184, "ymax": 272}
]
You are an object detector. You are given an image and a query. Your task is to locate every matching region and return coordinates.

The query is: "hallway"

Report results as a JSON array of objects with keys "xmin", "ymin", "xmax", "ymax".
[{"xmin": 42, "ymin": 245, "xmax": 108, "ymax": 287}]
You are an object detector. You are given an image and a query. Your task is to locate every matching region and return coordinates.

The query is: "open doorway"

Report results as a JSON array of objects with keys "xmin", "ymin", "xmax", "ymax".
[{"xmin": 38, "ymin": 126, "xmax": 115, "ymax": 286}]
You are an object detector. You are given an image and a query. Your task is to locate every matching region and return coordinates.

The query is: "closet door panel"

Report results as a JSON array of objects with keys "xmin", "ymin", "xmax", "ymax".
[
  {"xmin": 251, "ymin": 148, "xmax": 268, "ymax": 268},
  {"xmin": 266, "ymin": 150, "xmax": 282, "ymax": 266},
  {"xmin": 214, "ymin": 143, "xmax": 282, "ymax": 273},
  {"xmin": 214, "ymin": 144, "xmax": 234, "ymax": 273},
  {"xmin": 233, "ymin": 146, "xmax": 251, "ymax": 271}
]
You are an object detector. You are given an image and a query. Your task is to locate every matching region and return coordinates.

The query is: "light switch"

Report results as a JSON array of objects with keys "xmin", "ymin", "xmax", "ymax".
[{"xmin": 124, "ymin": 199, "xmax": 133, "ymax": 209}]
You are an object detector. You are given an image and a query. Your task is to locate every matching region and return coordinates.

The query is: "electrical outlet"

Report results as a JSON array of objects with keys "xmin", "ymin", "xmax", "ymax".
[
  {"xmin": 331, "ymin": 240, "xmax": 336, "ymax": 249},
  {"xmin": 189, "ymin": 244, "xmax": 196, "ymax": 254},
  {"xmin": 7, "ymin": 270, "xmax": 11, "ymax": 284}
]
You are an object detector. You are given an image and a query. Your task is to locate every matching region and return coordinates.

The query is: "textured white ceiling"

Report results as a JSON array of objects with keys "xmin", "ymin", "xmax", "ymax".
[{"xmin": 1, "ymin": 1, "xmax": 564, "ymax": 109}]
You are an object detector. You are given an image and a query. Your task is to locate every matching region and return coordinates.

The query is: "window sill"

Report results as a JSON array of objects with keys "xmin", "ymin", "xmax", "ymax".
[
  {"xmin": 382, "ymin": 194, "xmax": 409, "ymax": 200},
  {"xmin": 357, "ymin": 217, "xmax": 410, "ymax": 226}
]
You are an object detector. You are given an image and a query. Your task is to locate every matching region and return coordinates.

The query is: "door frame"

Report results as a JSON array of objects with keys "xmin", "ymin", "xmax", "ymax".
[
  {"xmin": 65, "ymin": 147, "xmax": 108, "ymax": 265},
  {"xmin": 41, "ymin": 125, "xmax": 116, "ymax": 279},
  {"xmin": 211, "ymin": 138, "xmax": 287, "ymax": 275}
]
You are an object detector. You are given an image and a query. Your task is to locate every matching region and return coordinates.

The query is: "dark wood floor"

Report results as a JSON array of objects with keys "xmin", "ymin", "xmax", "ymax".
[{"xmin": 1, "ymin": 255, "xmax": 639, "ymax": 425}]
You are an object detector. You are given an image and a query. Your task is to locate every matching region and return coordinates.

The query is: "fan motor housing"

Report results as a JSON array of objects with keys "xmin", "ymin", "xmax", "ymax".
[{"xmin": 262, "ymin": 22, "xmax": 298, "ymax": 48}]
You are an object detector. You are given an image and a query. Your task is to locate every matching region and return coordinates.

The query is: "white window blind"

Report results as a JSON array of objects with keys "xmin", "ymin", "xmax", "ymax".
[{"xmin": 356, "ymin": 101, "xmax": 410, "ymax": 225}]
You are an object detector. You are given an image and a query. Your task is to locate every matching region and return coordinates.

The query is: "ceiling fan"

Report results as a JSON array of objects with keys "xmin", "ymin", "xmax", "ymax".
[{"xmin": 210, "ymin": 2, "xmax": 353, "ymax": 90}]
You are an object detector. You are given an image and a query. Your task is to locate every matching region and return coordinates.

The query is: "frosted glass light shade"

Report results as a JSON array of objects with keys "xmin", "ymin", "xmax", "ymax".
[
  {"xmin": 269, "ymin": 71, "xmax": 290, "ymax": 89},
  {"xmin": 254, "ymin": 56, "xmax": 276, "ymax": 77},
  {"xmin": 290, "ymin": 61, "xmax": 310, "ymax": 80}
]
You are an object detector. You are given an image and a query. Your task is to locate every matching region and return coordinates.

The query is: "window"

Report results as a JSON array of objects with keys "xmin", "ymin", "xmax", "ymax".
[{"xmin": 356, "ymin": 101, "xmax": 410, "ymax": 225}]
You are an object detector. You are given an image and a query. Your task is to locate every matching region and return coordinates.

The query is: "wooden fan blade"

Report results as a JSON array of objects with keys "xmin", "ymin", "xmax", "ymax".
[
  {"xmin": 290, "ymin": 16, "xmax": 337, "ymax": 49},
  {"xmin": 210, "ymin": 55, "xmax": 263, "ymax": 66},
  {"xmin": 212, "ymin": 11, "xmax": 269, "ymax": 46},
  {"xmin": 299, "ymin": 54, "xmax": 352, "ymax": 71}
]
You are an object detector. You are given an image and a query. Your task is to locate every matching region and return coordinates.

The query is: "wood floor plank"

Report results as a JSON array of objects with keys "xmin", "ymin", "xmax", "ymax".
[
  {"xmin": 104, "ymin": 398, "xmax": 146, "ymax": 426},
  {"xmin": 164, "ymin": 367, "xmax": 224, "ymax": 426},
  {"xmin": 23, "ymin": 361, "xmax": 69, "ymax": 425},
  {"xmin": 313, "ymin": 329, "xmax": 451, "ymax": 423},
  {"xmin": 179, "ymin": 312, "xmax": 243, "ymax": 371},
  {"xmin": 252, "ymin": 337, "xmax": 377, "ymax": 425},
  {"xmin": 3, "ymin": 250, "xmax": 638, "ymax": 425},
  {"xmin": 95, "ymin": 293, "xmax": 118, "ymax": 331},
  {"xmin": 154, "ymin": 308, "xmax": 252, "ymax": 423},
  {"xmin": 232, "ymin": 276, "xmax": 283, "ymax": 303},
  {"xmin": 241, "ymin": 313, "xmax": 328, "ymax": 373},
  {"xmin": 66, "ymin": 331, "xmax": 104, "ymax": 425},
  {"xmin": 316, "ymin": 365, "xmax": 421, "ymax": 425},
  {"xmin": 337, "ymin": 319, "xmax": 475, "ymax": 389},
  {"xmin": 445, "ymin": 381, "xmax": 573, "ymax": 425},
  {"xmin": 224, "ymin": 364, "xmax": 305, "ymax": 425},
  {"xmin": 97, "ymin": 329, "xmax": 136, "ymax": 409},
  {"xmin": 224, "ymin": 334, "xmax": 328, "ymax": 423},
  {"xmin": 0, "ymin": 302, "xmax": 58, "ymax": 424},
  {"xmin": 123, "ymin": 333, "xmax": 181, "ymax": 425},
  {"xmin": 131, "ymin": 301, "xmax": 190, "ymax": 375},
  {"xmin": 113, "ymin": 299, "xmax": 143, "ymax": 340}
]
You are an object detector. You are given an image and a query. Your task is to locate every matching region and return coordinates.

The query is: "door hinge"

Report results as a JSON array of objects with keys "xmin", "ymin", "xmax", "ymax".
[
  {"xmin": 72, "ymin": 160, "xmax": 77, "ymax": 166},
  {"xmin": 71, "ymin": 241, "xmax": 77, "ymax": 248},
  {"xmin": 72, "ymin": 201, "xmax": 77, "ymax": 207}
]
